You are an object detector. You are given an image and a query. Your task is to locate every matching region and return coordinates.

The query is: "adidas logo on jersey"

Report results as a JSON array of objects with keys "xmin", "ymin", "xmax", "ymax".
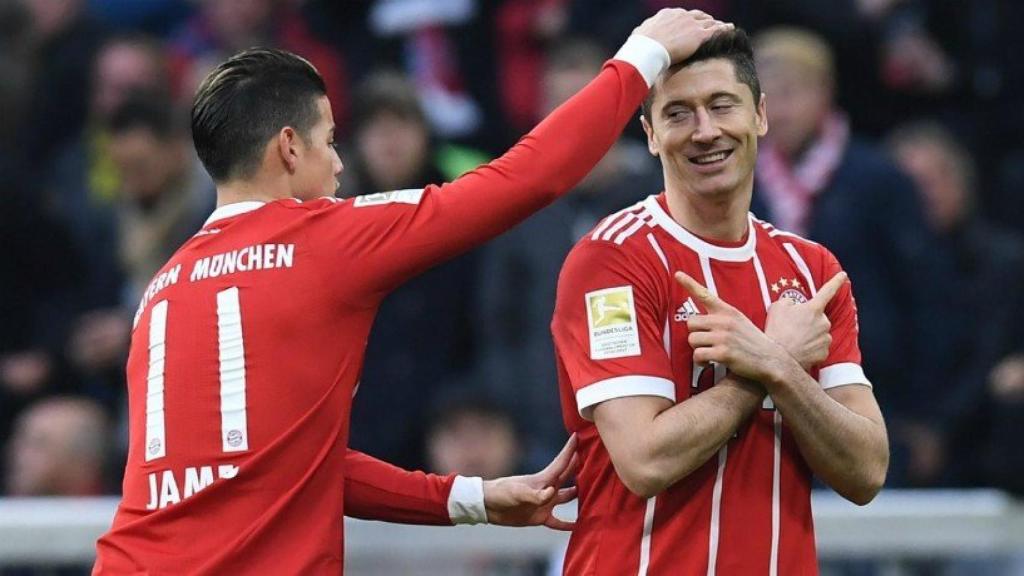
[{"xmin": 674, "ymin": 297, "xmax": 700, "ymax": 322}]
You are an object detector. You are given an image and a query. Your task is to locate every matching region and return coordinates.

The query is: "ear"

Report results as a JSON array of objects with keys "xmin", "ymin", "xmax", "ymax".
[
  {"xmin": 756, "ymin": 93, "xmax": 768, "ymax": 137},
  {"xmin": 276, "ymin": 127, "xmax": 300, "ymax": 174},
  {"xmin": 640, "ymin": 114, "xmax": 660, "ymax": 157}
]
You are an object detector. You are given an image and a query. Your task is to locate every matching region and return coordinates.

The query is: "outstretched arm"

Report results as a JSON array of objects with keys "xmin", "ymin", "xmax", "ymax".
[
  {"xmin": 344, "ymin": 437, "xmax": 579, "ymax": 529},
  {"xmin": 347, "ymin": 11, "xmax": 734, "ymax": 291}
]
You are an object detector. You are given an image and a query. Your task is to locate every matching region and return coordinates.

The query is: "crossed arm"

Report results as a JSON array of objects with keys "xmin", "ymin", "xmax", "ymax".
[{"xmin": 593, "ymin": 272, "xmax": 888, "ymax": 504}]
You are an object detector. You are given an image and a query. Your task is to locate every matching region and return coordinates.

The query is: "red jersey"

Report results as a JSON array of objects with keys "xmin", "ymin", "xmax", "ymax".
[
  {"xmin": 93, "ymin": 42, "xmax": 662, "ymax": 575},
  {"xmin": 552, "ymin": 194, "xmax": 871, "ymax": 575}
]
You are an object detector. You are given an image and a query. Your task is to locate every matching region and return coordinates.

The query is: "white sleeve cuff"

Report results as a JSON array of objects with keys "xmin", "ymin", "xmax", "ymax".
[
  {"xmin": 819, "ymin": 362, "xmax": 872, "ymax": 389},
  {"xmin": 613, "ymin": 35, "xmax": 671, "ymax": 88},
  {"xmin": 448, "ymin": 475, "xmax": 488, "ymax": 525},
  {"xmin": 576, "ymin": 375, "xmax": 676, "ymax": 421}
]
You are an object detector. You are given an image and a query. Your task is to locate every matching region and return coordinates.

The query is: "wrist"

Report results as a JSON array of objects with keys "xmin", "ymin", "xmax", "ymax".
[
  {"xmin": 762, "ymin": 346, "xmax": 804, "ymax": 391},
  {"xmin": 449, "ymin": 475, "xmax": 488, "ymax": 525},
  {"xmin": 613, "ymin": 34, "xmax": 670, "ymax": 88}
]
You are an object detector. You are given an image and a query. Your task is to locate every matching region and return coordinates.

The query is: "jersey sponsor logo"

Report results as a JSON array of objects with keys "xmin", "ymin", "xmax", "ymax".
[
  {"xmin": 674, "ymin": 297, "xmax": 700, "ymax": 322},
  {"xmin": 585, "ymin": 286, "xmax": 641, "ymax": 359},
  {"xmin": 353, "ymin": 188, "xmax": 425, "ymax": 207},
  {"xmin": 770, "ymin": 277, "xmax": 808, "ymax": 303}
]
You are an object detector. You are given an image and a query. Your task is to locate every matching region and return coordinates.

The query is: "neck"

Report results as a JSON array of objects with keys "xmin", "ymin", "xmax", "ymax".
[
  {"xmin": 664, "ymin": 177, "xmax": 752, "ymax": 243},
  {"xmin": 215, "ymin": 174, "xmax": 291, "ymax": 208}
]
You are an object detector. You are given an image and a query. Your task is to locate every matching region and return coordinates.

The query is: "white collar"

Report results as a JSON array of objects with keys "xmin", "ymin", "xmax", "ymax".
[
  {"xmin": 204, "ymin": 201, "xmax": 267, "ymax": 226},
  {"xmin": 643, "ymin": 195, "xmax": 757, "ymax": 262}
]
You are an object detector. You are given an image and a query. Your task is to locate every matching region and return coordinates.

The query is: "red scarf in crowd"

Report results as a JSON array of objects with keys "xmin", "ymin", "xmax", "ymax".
[{"xmin": 755, "ymin": 112, "xmax": 850, "ymax": 236}]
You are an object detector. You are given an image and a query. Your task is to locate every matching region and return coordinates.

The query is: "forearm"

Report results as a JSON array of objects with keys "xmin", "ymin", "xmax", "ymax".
[
  {"xmin": 606, "ymin": 376, "xmax": 764, "ymax": 497},
  {"xmin": 764, "ymin": 359, "xmax": 888, "ymax": 504},
  {"xmin": 343, "ymin": 449, "xmax": 486, "ymax": 525},
  {"xmin": 381, "ymin": 39, "xmax": 665, "ymax": 279}
]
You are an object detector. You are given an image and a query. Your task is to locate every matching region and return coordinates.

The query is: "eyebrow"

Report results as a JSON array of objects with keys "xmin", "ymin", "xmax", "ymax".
[{"xmin": 660, "ymin": 91, "xmax": 743, "ymax": 111}]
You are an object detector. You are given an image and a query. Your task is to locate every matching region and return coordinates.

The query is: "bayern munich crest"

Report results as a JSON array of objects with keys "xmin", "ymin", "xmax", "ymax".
[
  {"xmin": 148, "ymin": 438, "xmax": 162, "ymax": 455},
  {"xmin": 771, "ymin": 277, "xmax": 808, "ymax": 303},
  {"xmin": 226, "ymin": 429, "xmax": 245, "ymax": 448}
]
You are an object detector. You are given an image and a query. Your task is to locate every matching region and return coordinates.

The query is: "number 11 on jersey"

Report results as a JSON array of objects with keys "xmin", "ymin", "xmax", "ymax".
[{"xmin": 145, "ymin": 287, "xmax": 249, "ymax": 462}]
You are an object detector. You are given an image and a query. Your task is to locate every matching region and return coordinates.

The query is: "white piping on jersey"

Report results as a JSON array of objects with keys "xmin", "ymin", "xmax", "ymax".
[
  {"xmin": 644, "ymin": 196, "xmax": 757, "ymax": 262},
  {"xmin": 770, "ymin": 412, "xmax": 783, "ymax": 576},
  {"xmin": 752, "ymin": 252, "xmax": 782, "ymax": 574},
  {"xmin": 614, "ymin": 212, "xmax": 655, "ymax": 245},
  {"xmin": 698, "ymin": 255, "xmax": 728, "ymax": 576},
  {"xmin": 820, "ymin": 363, "xmax": 872, "ymax": 389},
  {"xmin": 753, "ymin": 216, "xmax": 820, "ymax": 244},
  {"xmin": 782, "ymin": 243, "xmax": 818, "ymax": 297},
  {"xmin": 204, "ymin": 201, "xmax": 267, "ymax": 226},
  {"xmin": 646, "ymin": 233, "xmax": 670, "ymax": 271},
  {"xmin": 707, "ymin": 445, "xmax": 728, "ymax": 576},
  {"xmin": 575, "ymin": 375, "xmax": 676, "ymax": 421},
  {"xmin": 145, "ymin": 301, "xmax": 168, "ymax": 462},
  {"xmin": 601, "ymin": 212, "xmax": 640, "ymax": 241},
  {"xmin": 637, "ymin": 496, "xmax": 657, "ymax": 576},
  {"xmin": 591, "ymin": 202, "xmax": 644, "ymax": 241}
]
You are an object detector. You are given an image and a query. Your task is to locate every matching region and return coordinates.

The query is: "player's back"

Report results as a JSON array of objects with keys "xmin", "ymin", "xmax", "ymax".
[{"xmin": 95, "ymin": 199, "xmax": 377, "ymax": 575}]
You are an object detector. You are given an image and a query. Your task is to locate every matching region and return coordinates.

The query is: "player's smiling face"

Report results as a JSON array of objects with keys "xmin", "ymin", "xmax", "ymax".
[
  {"xmin": 642, "ymin": 58, "xmax": 766, "ymax": 199},
  {"xmin": 292, "ymin": 95, "xmax": 344, "ymax": 201}
]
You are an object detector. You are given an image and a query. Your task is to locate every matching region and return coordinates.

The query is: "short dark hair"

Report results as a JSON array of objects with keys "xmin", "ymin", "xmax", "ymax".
[
  {"xmin": 351, "ymin": 70, "xmax": 426, "ymax": 135},
  {"xmin": 108, "ymin": 93, "xmax": 180, "ymax": 140},
  {"xmin": 191, "ymin": 48, "xmax": 326, "ymax": 182},
  {"xmin": 642, "ymin": 29, "xmax": 760, "ymax": 121}
]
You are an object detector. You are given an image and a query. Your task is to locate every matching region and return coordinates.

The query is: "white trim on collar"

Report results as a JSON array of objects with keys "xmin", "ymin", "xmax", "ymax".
[
  {"xmin": 642, "ymin": 195, "xmax": 756, "ymax": 262},
  {"xmin": 204, "ymin": 201, "xmax": 267, "ymax": 226}
]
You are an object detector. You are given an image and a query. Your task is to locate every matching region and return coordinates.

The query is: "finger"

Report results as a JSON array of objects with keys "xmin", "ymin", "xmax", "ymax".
[
  {"xmin": 674, "ymin": 271, "xmax": 728, "ymax": 312},
  {"xmin": 544, "ymin": 515, "xmax": 576, "ymax": 531},
  {"xmin": 540, "ymin": 434, "xmax": 577, "ymax": 480},
  {"xmin": 554, "ymin": 486, "xmax": 578, "ymax": 505},
  {"xmin": 693, "ymin": 346, "xmax": 722, "ymax": 365},
  {"xmin": 685, "ymin": 315, "xmax": 719, "ymax": 332},
  {"xmin": 809, "ymin": 272, "xmax": 847, "ymax": 311},
  {"xmin": 688, "ymin": 331, "xmax": 716, "ymax": 349},
  {"xmin": 556, "ymin": 453, "xmax": 579, "ymax": 487},
  {"xmin": 533, "ymin": 486, "xmax": 556, "ymax": 505},
  {"xmin": 690, "ymin": 10, "xmax": 712, "ymax": 19}
]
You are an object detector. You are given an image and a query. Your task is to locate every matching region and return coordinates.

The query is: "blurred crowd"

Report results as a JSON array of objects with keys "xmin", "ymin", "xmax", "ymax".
[{"xmin": 2, "ymin": 0, "xmax": 1024, "ymax": 510}]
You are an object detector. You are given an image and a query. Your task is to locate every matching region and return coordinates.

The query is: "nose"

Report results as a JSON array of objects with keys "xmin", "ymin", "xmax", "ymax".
[
  {"xmin": 692, "ymin": 108, "xmax": 722, "ymax": 144},
  {"xmin": 334, "ymin": 151, "xmax": 344, "ymax": 176}
]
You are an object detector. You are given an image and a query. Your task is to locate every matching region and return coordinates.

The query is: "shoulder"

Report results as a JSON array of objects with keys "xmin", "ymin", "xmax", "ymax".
[
  {"xmin": 565, "ymin": 199, "xmax": 666, "ymax": 275},
  {"xmin": 753, "ymin": 214, "xmax": 841, "ymax": 278}
]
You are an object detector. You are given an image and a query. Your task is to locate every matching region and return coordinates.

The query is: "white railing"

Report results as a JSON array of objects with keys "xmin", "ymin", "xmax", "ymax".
[{"xmin": 1, "ymin": 490, "xmax": 1022, "ymax": 565}]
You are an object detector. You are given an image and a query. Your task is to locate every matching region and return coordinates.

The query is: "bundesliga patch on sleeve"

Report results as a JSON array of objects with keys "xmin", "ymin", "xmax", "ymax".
[
  {"xmin": 353, "ymin": 189, "xmax": 424, "ymax": 207},
  {"xmin": 585, "ymin": 286, "xmax": 641, "ymax": 360}
]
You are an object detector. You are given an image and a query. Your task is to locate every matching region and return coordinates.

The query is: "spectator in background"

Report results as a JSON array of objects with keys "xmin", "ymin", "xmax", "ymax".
[
  {"xmin": 890, "ymin": 122, "xmax": 1024, "ymax": 492},
  {"xmin": 426, "ymin": 393, "xmax": 523, "ymax": 479},
  {"xmin": 5, "ymin": 396, "xmax": 111, "ymax": 496},
  {"xmin": 169, "ymin": 0, "xmax": 349, "ymax": 129},
  {"xmin": 344, "ymin": 71, "xmax": 480, "ymax": 470},
  {"xmin": 473, "ymin": 37, "xmax": 661, "ymax": 469},
  {"xmin": 22, "ymin": 0, "xmax": 107, "ymax": 168},
  {"xmin": 67, "ymin": 96, "xmax": 213, "ymax": 411},
  {"xmin": 752, "ymin": 27, "xmax": 956, "ymax": 486},
  {"xmin": 48, "ymin": 33, "xmax": 170, "ymax": 312},
  {"xmin": 106, "ymin": 95, "xmax": 213, "ymax": 301}
]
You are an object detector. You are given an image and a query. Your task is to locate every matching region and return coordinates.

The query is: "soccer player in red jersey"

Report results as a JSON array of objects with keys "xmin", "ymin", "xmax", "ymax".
[
  {"xmin": 552, "ymin": 30, "xmax": 890, "ymax": 575},
  {"xmin": 92, "ymin": 9, "xmax": 736, "ymax": 575}
]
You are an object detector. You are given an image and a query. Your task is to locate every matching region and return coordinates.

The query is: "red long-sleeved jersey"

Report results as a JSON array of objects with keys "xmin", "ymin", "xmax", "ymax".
[{"xmin": 93, "ymin": 37, "xmax": 665, "ymax": 575}]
